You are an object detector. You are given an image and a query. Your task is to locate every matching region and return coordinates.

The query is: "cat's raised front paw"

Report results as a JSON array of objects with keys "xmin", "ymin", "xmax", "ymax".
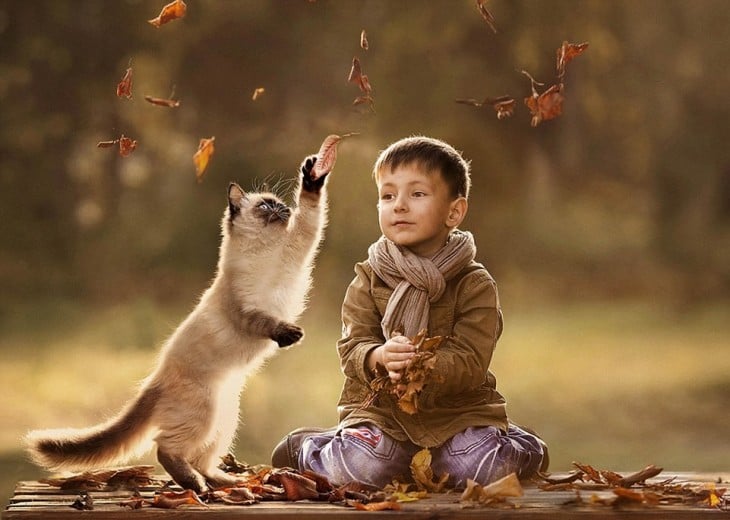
[
  {"xmin": 272, "ymin": 322, "xmax": 304, "ymax": 348},
  {"xmin": 301, "ymin": 154, "xmax": 327, "ymax": 194}
]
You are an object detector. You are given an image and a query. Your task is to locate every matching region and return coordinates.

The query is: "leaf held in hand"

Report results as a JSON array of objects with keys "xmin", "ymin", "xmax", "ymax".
[
  {"xmin": 149, "ymin": 0, "xmax": 187, "ymax": 28},
  {"xmin": 193, "ymin": 137, "xmax": 215, "ymax": 182}
]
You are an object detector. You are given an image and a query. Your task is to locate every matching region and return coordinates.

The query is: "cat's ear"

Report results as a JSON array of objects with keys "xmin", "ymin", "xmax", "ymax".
[{"xmin": 228, "ymin": 182, "xmax": 246, "ymax": 217}]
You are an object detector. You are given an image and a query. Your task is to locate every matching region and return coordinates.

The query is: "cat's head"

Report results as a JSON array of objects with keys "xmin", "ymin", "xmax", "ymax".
[{"xmin": 226, "ymin": 182, "xmax": 291, "ymax": 234}]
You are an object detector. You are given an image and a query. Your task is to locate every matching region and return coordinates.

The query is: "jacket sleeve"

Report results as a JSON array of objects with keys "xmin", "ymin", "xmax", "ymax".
[
  {"xmin": 336, "ymin": 262, "xmax": 386, "ymax": 385},
  {"xmin": 422, "ymin": 269, "xmax": 503, "ymax": 400}
]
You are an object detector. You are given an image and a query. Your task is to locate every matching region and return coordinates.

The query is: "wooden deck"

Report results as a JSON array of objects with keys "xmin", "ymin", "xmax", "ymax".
[{"xmin": 4, "ymin": 471, "xmax": 728, "ymax": 519}]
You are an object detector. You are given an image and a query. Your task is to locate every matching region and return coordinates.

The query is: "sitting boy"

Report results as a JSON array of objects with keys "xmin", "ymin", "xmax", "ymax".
[{"xmin": 272, "ymin": 136, "xmax": 547, "ymax": 488}]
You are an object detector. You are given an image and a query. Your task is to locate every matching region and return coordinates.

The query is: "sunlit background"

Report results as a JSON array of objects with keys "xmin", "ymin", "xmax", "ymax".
[{"xmin": 1, "ymin": 0, "xmax": 729, "ymax": 503}]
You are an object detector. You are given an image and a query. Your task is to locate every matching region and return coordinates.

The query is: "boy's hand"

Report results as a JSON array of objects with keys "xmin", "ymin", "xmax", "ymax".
[{"xmin": 369, "ymin": 336, "xmax": 416, "ymax": 383}]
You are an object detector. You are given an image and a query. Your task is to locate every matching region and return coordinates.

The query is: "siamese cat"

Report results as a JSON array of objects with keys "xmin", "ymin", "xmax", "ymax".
[{"xmin": 25, "ymin": 155, "xmax": 329, "ymax": 493}]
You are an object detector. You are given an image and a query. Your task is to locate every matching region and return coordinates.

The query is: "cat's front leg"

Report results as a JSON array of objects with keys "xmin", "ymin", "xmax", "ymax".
[{"xmin": 236, "ymin": 307, "xmax": 303, "ymax": 348}]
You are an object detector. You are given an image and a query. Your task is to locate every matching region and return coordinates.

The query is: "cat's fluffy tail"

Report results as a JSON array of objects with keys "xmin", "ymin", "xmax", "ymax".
[{"xmin": 24, "ymin": 385, "xmax": 160, "ymax": 471}]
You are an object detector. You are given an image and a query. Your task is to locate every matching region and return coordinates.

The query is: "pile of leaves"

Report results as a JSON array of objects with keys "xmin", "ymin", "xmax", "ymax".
[
  {"xmin": 538, "ymin": 462, "xmax": 727, "ymax": 510},
  {"xmin": 367, "ymin": 329, "xmax": 446, "ymax": 415}
]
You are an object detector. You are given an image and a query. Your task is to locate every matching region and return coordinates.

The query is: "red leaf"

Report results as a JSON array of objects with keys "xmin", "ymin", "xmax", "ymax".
[
  {"xmin": 149, "ymin": 0, "xmax": 187, "ymax": 28},
  {"xmin": 116, "ymin": 67, "xmax": 133, "ymax": 99}
]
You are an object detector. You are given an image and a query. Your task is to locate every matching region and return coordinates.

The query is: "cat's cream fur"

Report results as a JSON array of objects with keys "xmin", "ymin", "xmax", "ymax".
[{"xmin": 25, "ymin": 159, "xmax": 328, "ymax": 492}]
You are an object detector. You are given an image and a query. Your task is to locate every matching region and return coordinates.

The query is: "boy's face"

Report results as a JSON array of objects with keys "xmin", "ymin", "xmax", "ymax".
[{"xmin": 376, "ymin": 163, "xmax": 467, "ymax": 257}]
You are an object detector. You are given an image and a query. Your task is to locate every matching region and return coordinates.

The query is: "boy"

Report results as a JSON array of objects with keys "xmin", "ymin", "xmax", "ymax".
[{"xmin": 272, "ymin": 136, "xmax": 547, "ymax": 488}]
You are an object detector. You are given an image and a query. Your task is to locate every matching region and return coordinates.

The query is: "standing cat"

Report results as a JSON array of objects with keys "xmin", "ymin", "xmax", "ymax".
[{"xmin": 25, "ymin": 155, "xmax": 329, "ymax": 493}]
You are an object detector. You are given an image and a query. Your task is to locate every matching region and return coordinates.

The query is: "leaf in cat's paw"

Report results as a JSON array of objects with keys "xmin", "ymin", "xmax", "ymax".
[{"xmin": 312, "ymin": 133, "xmax": 358, "ymax": 180}]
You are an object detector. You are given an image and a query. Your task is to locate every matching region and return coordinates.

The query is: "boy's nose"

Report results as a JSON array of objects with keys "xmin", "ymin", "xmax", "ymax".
[{"xmin": 394, "ymin": 195, "xmax": 408, "ymax": 212}]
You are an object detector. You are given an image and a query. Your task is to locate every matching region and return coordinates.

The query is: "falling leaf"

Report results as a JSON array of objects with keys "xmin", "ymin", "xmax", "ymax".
[
  {"xmin": 144, "ymin": 95, "xmax": 180, "ymax": 108},
  {"xmin": 410, "ymin": 448, "xmax": 449, "ymax": 493},
  {"xmin": 116, "ymin": 66, "xmax": 133, "ymax": 99},
  {"xmin": 360, "ymin": 29, "xmax": 369, "ymax": 50},
  {"xmin": 119, "ymin": 136, "xmax": 138, "ymax": 157},
  {"xmin": 522, "ymin": 70, "xmax": 564, "ymax": 127},
  {"xmin": 149, "ymin": 0, "xmax": 187, "ymax": 28},
  {"xmin": 311, "ymin": 133, "xmax": 358, "ymax": 180},
  {"xmin": 348, "ymin": 57, "xmax": 375, "ymax": 110},
  {"xmin": 193, "ymin": 136, "xmax": 215, "ymax": 182},
  {"xmin": 97, "ymin": 136, "xmax": 137, "ymax": 157},
  {"xmin": 456, "ymin": 96, "xmax": 515, "ymax": 120},
  {"xmin": 475, "ymin": 0, "xmax": 497, "ymax": 33},
  {"xmin": 556, "ymin": 41, "xmax": 589, "ymax": 79},
  {"xmin": 252, "ymin": 87, "xmax": 265, "ymax": 101}
]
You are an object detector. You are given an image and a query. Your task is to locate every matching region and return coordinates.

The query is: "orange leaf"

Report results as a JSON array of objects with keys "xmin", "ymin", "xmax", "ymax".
[
  {"xmin": 149, "ymin": 0, "xmax": 187, "ymax": 28},
  {"xmin": 193, "ymin": 137, "xmax": 215, "ymax": 182},
  {"xmin": 144, "ymin": 95, "xmax": 180, "ymax": 108},
  {"xmin": 116, "ymin": 67, "xmax": 133, "ymax": 99},
  {"xmin": 349, "ymin": 500, "xmax": 401, "ymax": 511},
  {"xmin": 523, "ymin": 75, "xmax": 564, "ymax": 128}
]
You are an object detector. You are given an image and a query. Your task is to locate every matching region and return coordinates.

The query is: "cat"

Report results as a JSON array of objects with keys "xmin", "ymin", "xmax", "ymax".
[{"xmin": 25, "ymin": 155, "xmax": 329, "ymax": 493}]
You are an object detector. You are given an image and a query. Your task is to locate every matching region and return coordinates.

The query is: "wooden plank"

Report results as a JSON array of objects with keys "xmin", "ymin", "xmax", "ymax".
[{"xmin": 4, "ymin": 472, "xmax": 728, "ymax": 519}]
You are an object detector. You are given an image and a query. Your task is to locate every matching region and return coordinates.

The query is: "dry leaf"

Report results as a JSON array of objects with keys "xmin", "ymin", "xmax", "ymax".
[
  {"xmin": 475, "ymin": 0, "xmax": 497, "ymax": 33},
  {"xmin": 312, "ymin": 133, "xmax": 357, "ymax": 180},
  {"xmin": 151, "ymin": 489, "xmax": 206, "ymax": 509},
  {"xmin": 556, "ymin": 41, "xmax": 589, "ymax": 79},
  {"xmin": 349, "ymin": 500, "xmax": 401, "ymax": 511},
  {"xmin": 460, "ymin": 473, "xmax": 523, "ymax": 507},
  {"xmin": 276, "ymin": 471, "xmax": 320, "ymax": 501},
  {"xmin": 522, "ymin": 70, "xmax": 564, "ymax": 127},
  {"xmin": 149, "ymin": 0, "xmax": 187, "ymax": 28},
  {"xmin": 348, "ymin": 57, "xmax": 375, "ymax": 110},
  {"xmin": 252, "ymin": 87, "xmax": 265, "ymax": 101},
  {"xmin": 360, "ymin": 29, "xmax": 369, "ymax": 50},
  {"xmin": 116, "ymin": 67, "xmax": 133, "ymax": 99},
  {"xmin": 119, "ymin": 135, "xmax": 137, "ymax": 157},
  {"xmin": 193, "ymin": 136, "xmax": 215, "ymax": 182},
  {"xmin": 410, "ymin": 448, "xmax": 449, "ymax": 493},
  {"xmin": 456, "ymin": 96, "xmax": 515, "ymax": 120},
  {"xmin": 144, "ymin": 95, "xmax": 180, "ymax": 108}
]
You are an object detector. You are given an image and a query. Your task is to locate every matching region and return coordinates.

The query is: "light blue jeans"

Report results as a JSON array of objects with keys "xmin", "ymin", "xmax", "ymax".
[{"xmin": 300, "ymin": 423, "xmax": 546, "ymax": 488}]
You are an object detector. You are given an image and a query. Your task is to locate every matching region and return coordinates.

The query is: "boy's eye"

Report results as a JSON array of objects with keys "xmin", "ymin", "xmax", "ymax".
[
  {"xmin": 380, "ymin": 193, "xmax": 395, "ymax": 201},
  {"xmin": 413, "ymin": 191, "xmax": 426, "ymax": 197}
]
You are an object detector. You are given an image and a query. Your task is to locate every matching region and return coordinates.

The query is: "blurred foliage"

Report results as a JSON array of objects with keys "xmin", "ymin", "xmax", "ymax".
[{"xmin": 0, "ymin": 0, "xmax": 729, "ymax": 316}]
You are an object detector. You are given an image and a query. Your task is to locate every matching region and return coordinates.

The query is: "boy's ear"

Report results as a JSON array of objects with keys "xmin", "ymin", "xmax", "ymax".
[{"xmin": 447, "ymin": 197, "xmax": 468, "ymax": 227}]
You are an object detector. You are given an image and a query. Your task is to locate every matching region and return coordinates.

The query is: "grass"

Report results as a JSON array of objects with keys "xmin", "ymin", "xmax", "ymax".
[{"xmin": 1, "ymin": 298, "xmax": 728, "ymax": 504}]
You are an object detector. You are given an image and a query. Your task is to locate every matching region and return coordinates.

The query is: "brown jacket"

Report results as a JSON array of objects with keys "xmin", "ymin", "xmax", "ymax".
[{"xmin": 336, "ymin": 259, "xmax": 509, "ymax": 448}]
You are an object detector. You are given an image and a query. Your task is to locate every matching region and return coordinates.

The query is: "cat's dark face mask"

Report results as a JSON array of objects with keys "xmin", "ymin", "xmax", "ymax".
[{"xmin": 254, "ymin": 197, "xmax": 291, "ymax": 225}]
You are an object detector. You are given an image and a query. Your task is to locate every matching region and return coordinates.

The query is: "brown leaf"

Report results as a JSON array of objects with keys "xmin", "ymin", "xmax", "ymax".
[
  {"xmin": 556, "ymin": 41, "xmax": 589, "ymax": 79},
  {"xmin": 193, "ymin": 136, "xmax": 215, "ymax": 182},
  {"xmin": 572, "ymin": 462, "xmax": 604, "ymax": 484},
  {"xmin": 119, "ymin": 135, "xmax": 137, "ymax": 157},
  {"xmin": 277, "ymin": 471, "xmax": 320, "ymax": 501},
  {"xmin": 618, "ymin": 465, "xmax": 663, "ymax": 487},
  {"xmin": 116, "ymin": 67, "xmax": 133, "ymax": 99},
  {"xmin": 360, "ymin": 29, "xmax": 369, "ymax": 50},
  {"xmin": 475, "ymin": 0, "xmax": 497, "ymax": 33},
  {"xmin": 460, "ymin": 473, "xmax": 523, "ymax": 506},
  {"xmin": 312, "ymin": 133, "xmax": 358, "ymax": 180},
  {"xmin": 149, "ymin": 0, "xmax": 187, "ymax": 28},
  {"xmin": 524, "ymin": 81, "xmax": 564, "ymax": 127},
  {"xmin": 144, "ymin": 95, "xmax": 180, "ymax": 108},
  {"xmin": 456, "ymin": 96, "xmax": 515, "ymax": 120}
]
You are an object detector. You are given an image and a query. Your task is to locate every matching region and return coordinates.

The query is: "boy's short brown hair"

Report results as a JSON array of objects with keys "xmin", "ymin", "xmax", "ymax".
[{"xmin": 373, "ymin": 136, "xmax": 471, "ymax": 199}]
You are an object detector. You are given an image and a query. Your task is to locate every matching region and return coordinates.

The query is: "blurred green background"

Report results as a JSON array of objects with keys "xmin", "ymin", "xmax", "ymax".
[{"xmin": 1, "ymin": 0, "xmax": 729, "ymax": 503}]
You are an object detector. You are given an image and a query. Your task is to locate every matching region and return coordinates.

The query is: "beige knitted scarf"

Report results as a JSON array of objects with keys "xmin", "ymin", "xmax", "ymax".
[{"xmin": 368, "ymin": 230, "xmax": 476, "ymax": 339}]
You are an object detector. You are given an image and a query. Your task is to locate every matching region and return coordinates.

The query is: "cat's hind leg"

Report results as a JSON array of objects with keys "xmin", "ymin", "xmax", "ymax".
[{"xmin": 157, "ymin": 448, "xmax": 208, "ymax": 493}]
